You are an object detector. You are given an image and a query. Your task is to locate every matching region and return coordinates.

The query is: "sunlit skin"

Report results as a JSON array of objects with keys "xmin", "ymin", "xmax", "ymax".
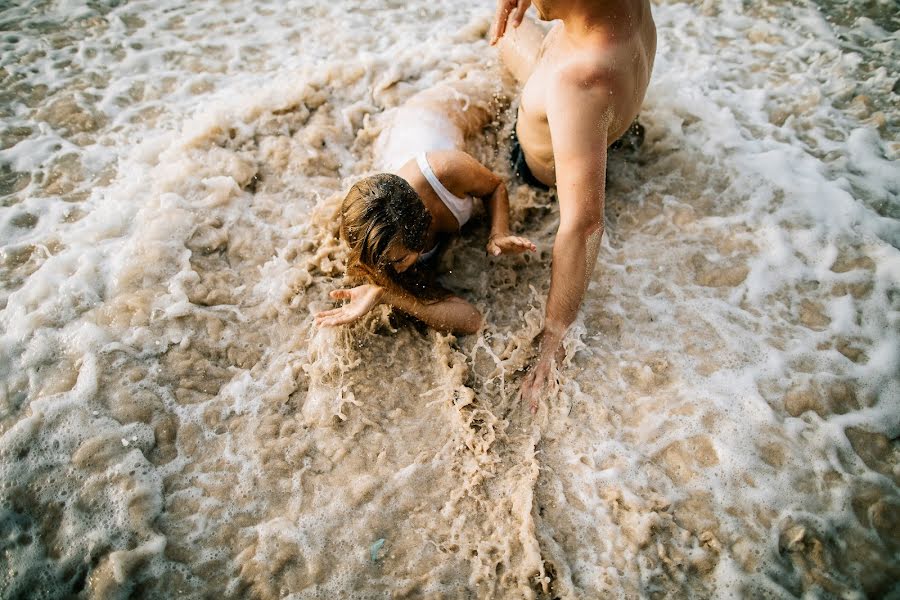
[{"xmin": 491, "ymin": 0, "xmax": 656, "ymax": 413}]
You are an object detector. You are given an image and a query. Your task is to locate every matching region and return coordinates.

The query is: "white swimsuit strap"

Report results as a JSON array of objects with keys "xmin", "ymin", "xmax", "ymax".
[{"xmin": 416, "ymin": 152, "xmax": 472, "ymax": 228}]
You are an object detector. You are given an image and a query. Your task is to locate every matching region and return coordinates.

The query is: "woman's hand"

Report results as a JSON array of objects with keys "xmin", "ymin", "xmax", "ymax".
[
  {"xmin": 314, "ymin": 285, "xmax": 384, "ymax": 328},
  {"xmin": 490, "ymin": 0, "xmax": 532, "ymax": 46},
  {"xmin": 487, "ymin": 233, "xmax": 537, "ymax": 256}
]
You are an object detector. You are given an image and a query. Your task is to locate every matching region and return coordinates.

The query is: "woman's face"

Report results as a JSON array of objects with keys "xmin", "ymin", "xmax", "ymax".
[{"xmin": 384, "ymin": 244, "xmax": 420, "ymax": 273}]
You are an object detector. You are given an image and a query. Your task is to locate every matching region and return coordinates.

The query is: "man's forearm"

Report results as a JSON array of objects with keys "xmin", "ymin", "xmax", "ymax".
[{"xmin": 543, "ymin": 224, "xmax": 603, "ymax": 345}]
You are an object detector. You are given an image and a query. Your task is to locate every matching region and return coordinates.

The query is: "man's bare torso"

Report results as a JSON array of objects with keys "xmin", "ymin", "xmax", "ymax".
[{"xmin": 516, "ymin": 1, "xmax": 657, "ymax": 186}]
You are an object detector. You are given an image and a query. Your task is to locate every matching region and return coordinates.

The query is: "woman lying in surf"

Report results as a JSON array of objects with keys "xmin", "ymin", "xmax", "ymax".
[{"xmin": 314, "ymin": 72, "xmax": 535, "ymax": 335}]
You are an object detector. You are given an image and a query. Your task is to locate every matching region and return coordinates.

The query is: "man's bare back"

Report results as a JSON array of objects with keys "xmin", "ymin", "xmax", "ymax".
[
  {"xmin": 491, "ymin": 0, "xmax": 657, "ymax": 411},
  {"xmin": 497, "ymin": 0, "xmax": 656, "ymax": 185}
]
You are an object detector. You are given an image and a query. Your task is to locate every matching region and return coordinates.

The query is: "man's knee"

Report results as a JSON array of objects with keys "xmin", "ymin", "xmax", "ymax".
[{"xmin": 496, "ymin": 19, "xmax": 544, "ymax": 83}]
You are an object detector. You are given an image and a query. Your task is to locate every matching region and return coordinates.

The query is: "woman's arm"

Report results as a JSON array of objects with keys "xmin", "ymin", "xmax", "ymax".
[
  {"xmin": 429, "ymin": 150, "xmax": 536, "ymax": 256},
  {"xmin": 314, "ymin": 284, "xmax": 483, "ymax": 335},
  {"xmin": 382, "ymin": 286, "xmax": 483, "ymax": 335},
  {"xmin": 484, "ymin": 183, "xmax": 536, "ymax": 256}
]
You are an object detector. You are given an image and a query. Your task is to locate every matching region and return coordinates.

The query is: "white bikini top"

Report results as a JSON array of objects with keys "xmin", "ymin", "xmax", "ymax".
[{"xmin": 416, "ymin": 153, "xmax": 474, "ymax": 229}]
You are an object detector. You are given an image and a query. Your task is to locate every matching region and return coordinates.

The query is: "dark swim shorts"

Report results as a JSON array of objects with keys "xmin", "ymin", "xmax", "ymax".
[
  {"xmin": 509, "ymin": 125, "xmax": 551, "ymax": 191},
  {"xmin": 509, "ymin": 119, "xmax": 645, "ymax": 191},
  {"xmin": 610, "ymin": 120, "xmax": 645, "ymax": 153}
]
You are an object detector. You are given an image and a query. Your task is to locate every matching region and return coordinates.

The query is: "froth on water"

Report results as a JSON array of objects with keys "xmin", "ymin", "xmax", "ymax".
[{"xmin": 0, "ymin": 0, "xmax": 897, "ymax": 597}]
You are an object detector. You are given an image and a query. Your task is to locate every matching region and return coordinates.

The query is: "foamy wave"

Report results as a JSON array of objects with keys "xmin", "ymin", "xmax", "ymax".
[{"xmin": 0, "ymin": 0, "xmax": 897, "ymax": 597}]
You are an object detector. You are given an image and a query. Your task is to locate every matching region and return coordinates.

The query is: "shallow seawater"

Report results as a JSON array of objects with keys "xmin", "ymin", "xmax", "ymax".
[{"xmin": 0, "ymin": 0, "xmax": 897, "ymax": 598}]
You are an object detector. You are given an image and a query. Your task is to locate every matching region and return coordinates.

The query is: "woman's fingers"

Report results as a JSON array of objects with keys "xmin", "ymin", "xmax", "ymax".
[
  {"xmin": 515, "ymin": 237, "xmax": 537, "ymax": 251},
  {"xmin": 317, "ymin": 311, "xmax": 353, "ymax": 327},
  {"xmin": 504, "ymin": 238, "xmax": 535, "ymax": 253},
  {"xmin": 316, "ymin": 303, "xmax": 351, "ymax": 326},
  {"xmin": 315, "ymin": 314, "xmax": 338, "ymax": 327},
  {"xmin": 316, "ymin": 288, "xmax": 372, "ymax": 327},
  {"xmin": 488, "ymin": 236, "xmax": 538, "ymax": 255}
]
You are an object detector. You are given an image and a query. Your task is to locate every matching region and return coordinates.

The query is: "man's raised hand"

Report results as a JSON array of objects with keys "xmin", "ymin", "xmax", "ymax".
[{"xmin": 490, "ymin": 0, "xmax": 532, "ymax": 46}]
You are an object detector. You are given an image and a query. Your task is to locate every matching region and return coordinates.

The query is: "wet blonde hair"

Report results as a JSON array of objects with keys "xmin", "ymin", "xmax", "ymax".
[
  {"xmin": 341, "ymin": 173, "xmax": 431, "ymax": 274},
  {"xmin": 340, "ymin": 173, "xmax": 448, "ymax": 301}
]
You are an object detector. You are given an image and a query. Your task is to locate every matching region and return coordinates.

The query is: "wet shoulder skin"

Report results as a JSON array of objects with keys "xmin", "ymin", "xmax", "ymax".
[
  {"xmin": 516, "ymin": 2, "xmax": 657, "ymax": 186},
  {"xmin": 490, "ymin": 0, "xmax": 657, "ymax": 412}
]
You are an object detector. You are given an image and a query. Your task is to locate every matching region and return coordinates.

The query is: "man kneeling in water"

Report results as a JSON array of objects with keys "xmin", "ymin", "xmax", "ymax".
[{"xmin": 490, "ymin": 0, "xmax": 657, "ymax": 411}]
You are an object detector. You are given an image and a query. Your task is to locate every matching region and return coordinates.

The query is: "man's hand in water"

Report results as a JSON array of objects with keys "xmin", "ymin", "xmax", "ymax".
[
  {"xmin": 487, "ymin": 233, "xmax": 537, "ymax": 257},
  {"xmin": 520, "ymin": 330, "xmax": 564, "ymax": 414},
  {"xmin": 490, "ymin": 0, "xmax": 532, "ymax": 45},
  {"xmin": 314, "ymin": 284, "xmax": 383, "ymax": 328}
]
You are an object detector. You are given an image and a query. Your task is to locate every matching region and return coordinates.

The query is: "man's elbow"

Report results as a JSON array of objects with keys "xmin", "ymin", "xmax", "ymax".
[{"xmin": 561, "ymin": 213, "xmax": 604, "ymax": 238}]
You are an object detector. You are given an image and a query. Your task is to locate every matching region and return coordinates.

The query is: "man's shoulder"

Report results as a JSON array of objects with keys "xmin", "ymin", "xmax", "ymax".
[
  {"xmin": 553, "ymin": 48, "xmax": 614, "ymax": 89},
  {"xmin": 548, "ymin": 56, "xmax": 614, "ymax": 108}
]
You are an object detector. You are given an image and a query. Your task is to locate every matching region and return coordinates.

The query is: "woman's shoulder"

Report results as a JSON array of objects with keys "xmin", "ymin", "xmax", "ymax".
[
  {"xmin": 422, "ymin": 150, "xmax": 485, "ymax": 195},
  {"xmin": 393, "ymin": 158, "xmax": 422, "ymax": 187}
]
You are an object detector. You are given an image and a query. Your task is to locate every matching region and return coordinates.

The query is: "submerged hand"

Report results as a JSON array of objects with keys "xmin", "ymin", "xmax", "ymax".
[
  {"xmin": 314, "ymin": 285, "xmax": 384, "ymax": 328},
  {"xmin": 487, "ymin": 233, "xmax": 537, "ymax": 256},
  {"xmin": 520, "ymin": 354, "xmax": 554, "ymax": 415},
  {"xmin": 490, "ymin": 0, "xmax": 532, "ymax": 45},
  {"xmin": 520, "ymin": 331, "xmax": 565, "ymax": 414}
]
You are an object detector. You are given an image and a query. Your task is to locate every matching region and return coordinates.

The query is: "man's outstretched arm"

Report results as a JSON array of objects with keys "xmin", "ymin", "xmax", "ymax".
[{"xmin": 521, "ymin": 68, "xmax": 610, "ymax": 412}]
